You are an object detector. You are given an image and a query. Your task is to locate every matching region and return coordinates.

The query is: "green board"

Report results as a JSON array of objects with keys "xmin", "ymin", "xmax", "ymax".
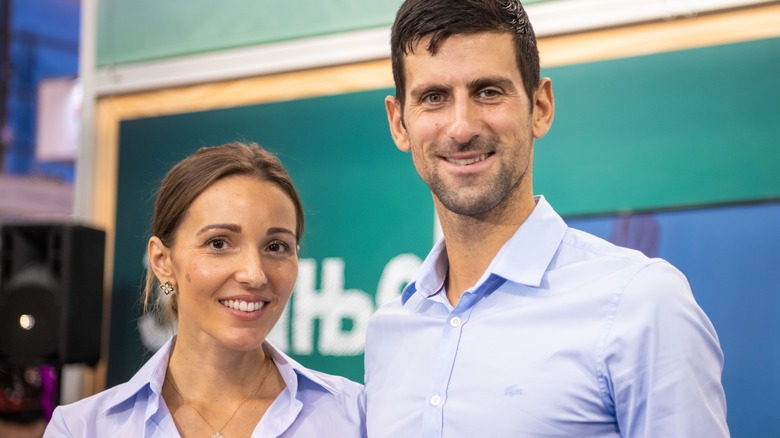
[
  {"xmin": 96, "ymin": 0, "xmax": 550, "ymax": 67},
  {"xmin": 535, "ymin": 37, "xmax": 780, "ymax": 215},
  {"xmin": 108, "ymin": 37, "xmax": 780, "ymax": 386}
]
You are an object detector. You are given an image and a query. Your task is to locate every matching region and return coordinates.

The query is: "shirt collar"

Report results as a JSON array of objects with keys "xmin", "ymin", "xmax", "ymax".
[
  {"xmin": 401, "ymin": 195, "xmax": 567, "ymax": 304},
  {"xmin": 264, "ymin": 341, "xmax": 340, "ymax": 397},
  {"xmin": 489, "ymin": 195, "xmax": 567, "ymax": 286},
  {"xmin": 100, "ymin": 336, "xmax": 343, "ymax": 421},
  {"xmin": 401, "ymin": 237, "xmax": 448, "ymax": 304}
]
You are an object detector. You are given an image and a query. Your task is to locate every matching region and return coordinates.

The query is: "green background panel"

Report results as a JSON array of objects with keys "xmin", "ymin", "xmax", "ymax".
[
  {"xmin": 109, "ymin": 37, "xmax": 780, "ymax": 386},
  {"xmin": 96, "ymin": 0, "xmax": 551, "ymax": 67},
  {"xmin": 535, "ymin": 37, "xmax": 780, "ymax": 215},
  {"xmin": 97, "ymin": 0, "xmax": 401, "ymax": 66}
]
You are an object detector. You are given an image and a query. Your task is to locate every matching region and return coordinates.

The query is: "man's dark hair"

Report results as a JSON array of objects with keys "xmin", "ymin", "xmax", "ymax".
[{"xmin": 390, "ymin": 0, "xmax": 540, "ymax": 109}]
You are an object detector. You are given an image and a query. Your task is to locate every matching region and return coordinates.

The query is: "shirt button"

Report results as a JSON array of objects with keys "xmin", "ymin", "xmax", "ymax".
[
  {"xmin": 430, "ymin": 395, "xmax": 442, "ymax": 406},
  {"xmin": 450, "ymin": 316, "xmax": 462, "ymax": 328}
]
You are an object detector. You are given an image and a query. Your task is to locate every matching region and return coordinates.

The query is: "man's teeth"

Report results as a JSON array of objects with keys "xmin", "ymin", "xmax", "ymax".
[
  {"xmin": 220, "ymin": 299, "xmax": 264, "ymax": 312},
  {"xmin": 447, "ymin": 153, "xmax": 489, "ymax": 165}
]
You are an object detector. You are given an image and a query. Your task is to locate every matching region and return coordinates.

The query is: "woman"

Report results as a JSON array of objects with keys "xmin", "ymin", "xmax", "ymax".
[{"xmin": 44, "ymin": 142, "xmax": 366, "ymax": 437}]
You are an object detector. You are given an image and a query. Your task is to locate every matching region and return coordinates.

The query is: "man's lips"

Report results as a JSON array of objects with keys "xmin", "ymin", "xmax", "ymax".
[{"xmin": 443, "ymin": 152, "xmax": 493, "ymax": 166}]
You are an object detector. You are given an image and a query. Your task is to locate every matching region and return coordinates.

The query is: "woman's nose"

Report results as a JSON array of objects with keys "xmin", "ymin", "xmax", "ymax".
[{"xmin": 235, "ymin": 249, "xmax": 267, "ymax": 288}]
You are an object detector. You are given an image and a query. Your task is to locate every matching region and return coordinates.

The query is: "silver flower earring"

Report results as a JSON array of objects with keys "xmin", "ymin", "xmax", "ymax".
[{"xmin": 159, "ymin": 281, "xmax": 175, "ymax": 295}]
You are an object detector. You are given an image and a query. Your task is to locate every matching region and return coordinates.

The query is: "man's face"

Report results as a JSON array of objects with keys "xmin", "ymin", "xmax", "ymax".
[{"xmin": 386, "ymin": 31, "xmax": 553, "ymax": 217}]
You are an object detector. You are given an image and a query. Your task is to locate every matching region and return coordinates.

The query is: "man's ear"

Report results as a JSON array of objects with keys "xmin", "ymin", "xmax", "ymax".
[
  {"xmin": 148, "ymin": 236, "xmax": 173, "ymax": 282},
  {"xmin": 386, "ymin": 96, "xmax": 411, "ymax": 152},
  {"xmin": 532, "ymin": 78, "xmax": 555, "ymax": 139}
]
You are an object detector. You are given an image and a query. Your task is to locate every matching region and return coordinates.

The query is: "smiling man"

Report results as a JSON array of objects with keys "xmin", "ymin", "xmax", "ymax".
[{"xmin": 363, "ymin": 1, "xmax": 729, "ymax": 437}]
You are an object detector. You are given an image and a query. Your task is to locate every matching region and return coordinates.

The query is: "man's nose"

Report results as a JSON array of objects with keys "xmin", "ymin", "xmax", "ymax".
[{"xmin": 446, "ymin": 98, "xmax": 482, "ymax": 145}]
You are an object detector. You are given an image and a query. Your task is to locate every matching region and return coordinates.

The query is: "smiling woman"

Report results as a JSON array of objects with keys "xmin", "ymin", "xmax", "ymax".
[
  {"xmin": 149, "ymin": 175, "xmax": 299, "ymax": 354},
  {"xmin": 42, "ymin": 142, "xmax": 367, "ymax": 438}
]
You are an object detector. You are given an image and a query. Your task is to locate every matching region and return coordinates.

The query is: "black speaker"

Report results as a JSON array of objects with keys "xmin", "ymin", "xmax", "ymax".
[{"xmin": 0, "ymin": 224, "xmax": 105, "ymax": 366}]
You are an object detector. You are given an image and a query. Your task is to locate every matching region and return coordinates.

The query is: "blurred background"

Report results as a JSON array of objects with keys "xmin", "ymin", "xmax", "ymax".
[
  {"xmin": 0, "ymin": 0, "xmax": 77, "ymax": 221},
  {"xmin": 0, "ymin": 1, "xmax": 778, "ymax": 437},
  {"xmin": 0, "ymin": 1, "xmax": 78, "ymax": 434}
]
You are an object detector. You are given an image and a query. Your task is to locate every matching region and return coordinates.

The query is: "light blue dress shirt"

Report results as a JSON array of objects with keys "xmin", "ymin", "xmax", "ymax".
[
  {"xmin": 365, "ymin": 196, "xmax": 728, "ymax": 437},
  {"xmin": 44, "ymin": 337, "xmax": 366, "ymax": 437}
]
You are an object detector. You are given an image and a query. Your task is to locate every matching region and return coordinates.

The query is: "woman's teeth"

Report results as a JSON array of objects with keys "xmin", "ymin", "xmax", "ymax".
[{"xmin": 220, "ymin": 299, "xmax": 264, "ymax": 312}]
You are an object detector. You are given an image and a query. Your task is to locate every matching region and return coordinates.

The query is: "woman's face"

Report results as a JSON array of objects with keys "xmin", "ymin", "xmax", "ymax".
[{"xmin": 152, "ymin": 174, "xmax": 298, "ymax": 351}]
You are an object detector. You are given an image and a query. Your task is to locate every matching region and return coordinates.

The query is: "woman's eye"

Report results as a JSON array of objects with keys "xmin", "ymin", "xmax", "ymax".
[
  {"xmin": 267, "ymin": 240, "xmax": 292, "ymax": 254},
  {"xmin": 208, "ymin": 238, "xmax": 227, "ymax": 250}
]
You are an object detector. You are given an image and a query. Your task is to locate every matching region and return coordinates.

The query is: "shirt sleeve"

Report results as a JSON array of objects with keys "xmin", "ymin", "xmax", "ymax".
[{"xmin": 602, "ymin": 260, "xmax": 729, "ymax": 437}]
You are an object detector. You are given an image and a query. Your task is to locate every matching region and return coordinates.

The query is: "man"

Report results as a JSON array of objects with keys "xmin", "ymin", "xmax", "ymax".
[{"xmin": 363, "ymin": 0, "xmax": 729, "ymax": 437}]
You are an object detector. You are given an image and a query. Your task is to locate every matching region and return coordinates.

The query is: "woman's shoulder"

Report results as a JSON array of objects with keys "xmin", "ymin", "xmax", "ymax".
[
  {"xmin": 44, "ymin": 379, "xmax": 148, "ymax": 437},
  {"xmin": 301, "ymin": 367, "xmax": 364, "ymax": 398},
  {"xmin": 44, "ymin": 339, "xmax": 174, "ymax": 437},
  {"xmin": 267, "ymin": 342, "xmax": 363, "ymax": 401},
  {"xmin": 290, "ymin": 366, "xmax": 366, "ymax": 436}
]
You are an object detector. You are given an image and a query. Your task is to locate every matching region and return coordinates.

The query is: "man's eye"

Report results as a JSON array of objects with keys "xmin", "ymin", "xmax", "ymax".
[
  {"xmin": 480, "ymin": 88, "xmax": 500, "ymax": 98},
  {"xmin": 423, "ymin": 93, "xmax": 444, "ymax": 104}
]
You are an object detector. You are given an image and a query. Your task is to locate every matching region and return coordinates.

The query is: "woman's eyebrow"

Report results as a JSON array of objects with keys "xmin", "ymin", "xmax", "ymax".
[
  {"xmin": 267, "ymin": 227, "xmax": 296, "ymax": 238},
  {"xmin": 197, "ymin": 223, "xmax": 241, "ymax": 235}
]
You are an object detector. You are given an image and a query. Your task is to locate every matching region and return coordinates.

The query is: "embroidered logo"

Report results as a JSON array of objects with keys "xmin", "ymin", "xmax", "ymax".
[{"xmin": 504, "ymin": 385, "xmax": 524, "ymax": 397}]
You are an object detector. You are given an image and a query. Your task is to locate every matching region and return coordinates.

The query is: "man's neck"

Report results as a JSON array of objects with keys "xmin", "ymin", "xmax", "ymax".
[{"xmin": 437, "ymin": 196, "xmax": 536, "ymax": 306}]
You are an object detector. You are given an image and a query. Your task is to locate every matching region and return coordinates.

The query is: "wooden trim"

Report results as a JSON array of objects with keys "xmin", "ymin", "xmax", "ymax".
[{"xmin": 539, "ymin": 3, "xmax": 780, "ymax": 67}]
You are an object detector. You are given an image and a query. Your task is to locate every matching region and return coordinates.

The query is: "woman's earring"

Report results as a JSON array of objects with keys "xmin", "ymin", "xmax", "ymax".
[{"xmin": 159, "ymin": 281, "xmax": 175, "ymax": 295}]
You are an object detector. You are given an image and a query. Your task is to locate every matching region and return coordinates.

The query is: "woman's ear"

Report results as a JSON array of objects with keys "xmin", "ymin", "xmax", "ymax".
[{"xmin": 148, "ymin": 236, "xmax": 173, "ymax": 282}]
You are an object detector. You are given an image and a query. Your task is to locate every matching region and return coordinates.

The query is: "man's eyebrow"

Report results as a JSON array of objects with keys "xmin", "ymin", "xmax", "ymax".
[
  {"xmin": 469, "ymin": 76, "xmax": 516, "ymax": 91},
  {"xmin": 197, "ymin": 223, "xmax": 241, "ymax": 235},
  {"xmin": 409, "ymin": 83, "xmax": 451, "ymax": 98}
]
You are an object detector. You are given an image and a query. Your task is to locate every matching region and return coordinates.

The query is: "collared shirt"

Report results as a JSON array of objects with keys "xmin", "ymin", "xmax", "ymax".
[
  {"xmin": 364, "ymin": 196, "xmax": 728, "ymax": 438},
  {"xmin": 44, "ymin": 337, "xmax": 366, "ymax": 437}
]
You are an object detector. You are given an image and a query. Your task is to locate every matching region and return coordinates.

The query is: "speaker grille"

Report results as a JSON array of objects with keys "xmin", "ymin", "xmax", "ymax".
[{"xmin": 0, "ymin": 224, "xmax": 105, "ymax": 366}]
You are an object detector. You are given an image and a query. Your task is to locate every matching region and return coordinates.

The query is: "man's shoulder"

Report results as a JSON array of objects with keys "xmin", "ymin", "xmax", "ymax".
[
  {"xmin": 372, "ymin": 294, "xmax": 406, "ymax": 314},
  {"xmin": 368, "ymin": 294, "xmax": 416, "ymax": 324},
  {"xmin": 556, "ymin": 226, "xmax": 688, "ymax": 287},
  {"xmin": 365, "ymin": 295, "xmax": 410, "ymax": 346},
  {"xmin": 561, "ymin": 227, "xmax": 657, "ymax": 266}
]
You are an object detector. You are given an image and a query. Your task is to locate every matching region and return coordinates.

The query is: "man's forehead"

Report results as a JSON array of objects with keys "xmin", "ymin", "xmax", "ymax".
[
  {"xmin": 402, "ymin": 32, "xmax": 521, "ymax": 82},
  {"xmin": 405, "ymin": 30, "xmax": 514, "ymax": 56}
]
